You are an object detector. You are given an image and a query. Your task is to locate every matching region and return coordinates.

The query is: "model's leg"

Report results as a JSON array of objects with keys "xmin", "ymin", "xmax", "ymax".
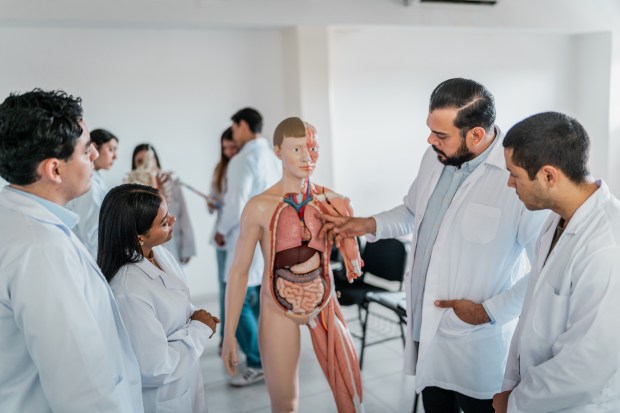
[
  {"xmin": 236, "ymin": 286, "xmax": 262, "ymax": 369},
  {"xmin": 216, "ymin": 249, "xmax": 227, "ymax": 340},
  {"xmin": 259, "ymin": 301, "xmax": 301, "ymax": 413}
]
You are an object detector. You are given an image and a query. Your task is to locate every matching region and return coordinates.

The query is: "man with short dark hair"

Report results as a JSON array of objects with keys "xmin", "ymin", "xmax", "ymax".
[
  {"xmin": 0, "ymin": 89, "xmax": 143, "ymax": 412},
  {"xmin": 493, "ymin": 112, "xmax": 620, "ymax": 412},
  {"xmin": 216, "ymin": 107, "xmax": 281, "ymax": 386},
  {"xmin": 321, "ymin": 78, "xmax": 547, "ymax": 412}
]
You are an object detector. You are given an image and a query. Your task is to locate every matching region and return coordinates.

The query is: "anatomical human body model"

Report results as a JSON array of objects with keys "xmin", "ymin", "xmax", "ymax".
[{"xmin": 222, "ymin": 118, "xmax": 364, "ymax": 412}]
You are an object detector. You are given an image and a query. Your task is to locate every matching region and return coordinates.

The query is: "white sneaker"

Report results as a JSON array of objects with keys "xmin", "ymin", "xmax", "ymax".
[{"xmin": 230, "ymin": 367, "xmax": 265, "ymax": 387}]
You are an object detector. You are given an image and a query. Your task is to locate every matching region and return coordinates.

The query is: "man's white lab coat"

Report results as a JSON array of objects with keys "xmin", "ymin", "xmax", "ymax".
[
  {"xmin": 502, "ymin": 180, "xmax": 620, "ymax": 412},
  {"xmin": 371, "ymin": 134, "xmax": 548, "ymax": 399},
  {"xmin": 0, "ymin": 187, "xmax": 143, "ymax": 413}
]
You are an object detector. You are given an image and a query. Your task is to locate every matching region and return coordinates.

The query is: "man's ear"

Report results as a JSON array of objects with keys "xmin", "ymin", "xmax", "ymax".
[
  {"xmin": 38, "ymin": 158, "xmax": 63, "ymax": 184},
  {"xmin": 274, "ymin": 145, "xmax": 282, "ymax": 159},
  {"xmin": 539, "ymin": 165, "xmax": 559, "ymax": 188},
  {"xmin": 469, "ymin": 127, "xmax": 486, "ymax": 145}
]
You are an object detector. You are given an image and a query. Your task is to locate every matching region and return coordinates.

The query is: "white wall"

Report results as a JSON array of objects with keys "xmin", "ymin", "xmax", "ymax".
[
  {"xmin": 0, "ymin": 27, "xmax": 287, "ymax": 300},
  {"xmin": 328, "ymin": 27, "xmax": 610, "ymax": 216}
]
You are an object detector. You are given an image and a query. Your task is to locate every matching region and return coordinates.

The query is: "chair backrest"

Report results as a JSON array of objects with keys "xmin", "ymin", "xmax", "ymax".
[{"xmin": 360, "ymin": 238, "xmax": 407, "ymax": 283}]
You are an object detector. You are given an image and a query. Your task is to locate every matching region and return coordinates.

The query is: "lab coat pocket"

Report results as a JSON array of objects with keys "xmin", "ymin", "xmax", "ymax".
[
  {"xmin": 437, "ymin": 308, "xmax": 485, "ymax": 337},
  {"xmin": 532, "ymin": 281, "xmax": 570, "ymax": 344},
  {"xmin": 156, "ymin": 388, "xmax": 192, "ymax": 413},
  {"xmin": 461, "ymin": 202, "xmax": 501, "ymax": 244}
]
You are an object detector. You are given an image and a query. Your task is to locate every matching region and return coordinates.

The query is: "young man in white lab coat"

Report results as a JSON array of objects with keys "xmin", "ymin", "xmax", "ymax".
[
  {"xmin": 321, "ymin": 78, "xmax": 548, "ymax": 412},
  {"xmin": 0, "ymin": 89, "xmax": 143, "ymax": 412},
  {"xmin": 493, "ymin": 112, "xmax": 620, "ymax": 412}
]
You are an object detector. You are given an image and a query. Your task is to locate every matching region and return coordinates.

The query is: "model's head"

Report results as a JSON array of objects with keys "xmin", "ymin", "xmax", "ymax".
[
  {"xmin": 91, "ymin": 129, "xmax": 119, "ymax": 171},
  {"xmin": 503, "ymin": 112, "xmax": 591, "ymax": 210},
  {"xmin": 231, "ymin": 107, "xmax": 262, "ymax": 146},
  {"xmin": 0, "ymin": 89, "xmax": 97, "ymax": 203},
  {"xmin": 132, "ymin": 143, "xmax": 161, "ymax": 170},
  {"xmin": 426, "ymin": 78, "xmax": 496, "ymax": 166},
  {"xmin": 273, "ymin": 117, "xmax": 319, "ymax": 178},
  {"xmin": 98, "ymin": 183, "xmax": 175, "ymax": 282}
]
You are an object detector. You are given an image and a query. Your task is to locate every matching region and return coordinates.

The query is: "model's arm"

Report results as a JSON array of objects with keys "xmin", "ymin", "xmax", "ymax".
[
  {"xmin": 221, "ymin": 198, "xmax": 263, "ymax": 375},
  {"xmin": 508, "ymin": 246, "xmax": 620, "ymax": 412},
  {"xmin": 113, "ymin": 286, "xmax": 212, "ymax": 387},
  {"xmin": 11, "ymin": 242, "xmax": 134, "ymax": 412}
]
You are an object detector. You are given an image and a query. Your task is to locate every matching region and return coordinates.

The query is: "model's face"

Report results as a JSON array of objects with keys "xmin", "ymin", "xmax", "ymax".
[
  {"xmin": 222, "ymin": 139, "xmax": 238, "ymax": 161},
  {"xmin": 426, "ymin": 108, "xmax": 475, "ymax": 166},
  {"xmin": 278, "ymin": 133, "xmax": 319, "ymax": 179},
  {"xmin": 94, "ymin": 139, "xmax": 118, "ymax": 171},
  {"xmin": 142, "ymin": 199, "xmax": 175, "ymax": 248},
  {"xmin": 134, "ymin": 149, "xmax": 158, "ymax": 170},
  {"xmin": 62, "ymin": 121, "xmax": 98, "ymax": 201},
  {"xmin": 505, "ymin": 148, "xmax": 547, "ymax": 211}
]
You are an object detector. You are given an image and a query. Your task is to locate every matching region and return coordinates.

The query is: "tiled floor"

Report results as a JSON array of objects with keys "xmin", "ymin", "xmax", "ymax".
[{"xmin": 197, "ymin": 295, "xmax": 418, "ymax": 413}]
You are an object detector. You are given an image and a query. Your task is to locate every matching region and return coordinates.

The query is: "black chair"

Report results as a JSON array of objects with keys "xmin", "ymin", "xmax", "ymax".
[{"xmin": 333, "ymin": 238, "xmax": 408, "ymax": 368}]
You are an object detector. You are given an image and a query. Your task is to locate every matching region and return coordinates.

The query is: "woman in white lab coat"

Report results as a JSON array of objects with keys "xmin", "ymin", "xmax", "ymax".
[
  {"xmin": 98, "ymin": 183, "xmax": 219, "ymax": 413},
  {"xmin": 66, "ymin": 128, "xmax": 119, "ymax": 258}
]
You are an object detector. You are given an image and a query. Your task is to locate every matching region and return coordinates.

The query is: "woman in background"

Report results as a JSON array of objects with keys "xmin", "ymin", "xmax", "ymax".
[
  {"xmin": 129, "ymin": 143, "xmax": 196, "ymax": 264},
  {"xmin": 66, "ymin": 128, "xmax": 119, "ymax": 258},
  {"xmin": 98, "ymin": 183, "xmax": 218, "ymax": 413},
  {"xmin": 207, "ymin": 127, "xmax": 238, "ymax": 346}
]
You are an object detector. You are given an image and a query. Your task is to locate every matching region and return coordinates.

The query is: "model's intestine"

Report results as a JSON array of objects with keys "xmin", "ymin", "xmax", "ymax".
[{"xmin": 274, "ymin": 252, "xmax": 325, "ymax": 314}]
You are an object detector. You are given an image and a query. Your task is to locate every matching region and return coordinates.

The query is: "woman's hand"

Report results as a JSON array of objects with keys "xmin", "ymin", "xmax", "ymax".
[{"xmin": 191, "ymin": 309, "xmax": 220, "ymax": 337}]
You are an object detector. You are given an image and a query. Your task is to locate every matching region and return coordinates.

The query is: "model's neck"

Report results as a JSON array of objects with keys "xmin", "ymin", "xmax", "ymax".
[{"xmin": 281, "ymin": 174, "xmax": 310, "ymax": 194}]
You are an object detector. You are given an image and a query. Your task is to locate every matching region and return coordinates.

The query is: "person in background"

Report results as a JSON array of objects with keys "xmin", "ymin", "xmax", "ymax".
[
  {"xmin": 66, "ymin": 128, "xmax": 119, "ymax": 258},
  {"xmin": 207, "ymin": 126, "xmax": 239, "ymax": 347},
  {"xmin": 129, "ymin": 143, "xmax": 196, "ymax": 265},
  {"xmin": 0, "ymin": 89, "xmax": 143, "ymax": 413},
  {"xmin": 216, "ymin": 107, "xmax": 281, "ymax": 387},
  {"xmin": 99, "ymin": 183, "xmax": 219, "ymax": 413}
]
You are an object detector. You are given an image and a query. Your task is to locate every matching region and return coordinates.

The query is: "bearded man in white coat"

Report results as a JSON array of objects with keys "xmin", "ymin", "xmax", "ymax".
[
  {"xmin": 0, "ymin": 89, "xmax": 143, "ymax": 413},
  {"xmin": 321, "ymin": 78, "xmax": 547, "ymax": 412},
  {"xmin": 492, "ymin": 112, "xmax": 620, "ymax": 412}
]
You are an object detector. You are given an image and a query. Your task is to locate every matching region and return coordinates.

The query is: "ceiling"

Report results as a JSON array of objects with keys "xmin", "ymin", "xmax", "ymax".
[{"xmin": 0, "ymin": 0, "xmax": 618, "ymax": 33}]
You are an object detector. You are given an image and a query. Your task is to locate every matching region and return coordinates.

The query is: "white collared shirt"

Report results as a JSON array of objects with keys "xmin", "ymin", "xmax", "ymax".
[{"xmin": 216, "ymin": 137, "xmax": 281, "ymax": 286}]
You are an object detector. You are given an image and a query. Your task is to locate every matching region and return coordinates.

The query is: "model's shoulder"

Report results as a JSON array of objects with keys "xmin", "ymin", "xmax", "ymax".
[{"xmin": 313, "ymin": 184, "xmax": 350, "ymax": 203}]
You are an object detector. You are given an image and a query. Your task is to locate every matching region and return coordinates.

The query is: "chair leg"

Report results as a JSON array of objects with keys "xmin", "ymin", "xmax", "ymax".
[
  {"xmin": 399, "ymin": 320, "xmax": 405, "ymax": 347},
  {"xmin": 359, "ymin": 303, "xmax": 371, "ymax": 370},
  {"xmin": 412, "ymin": 392, "xmax": 419, "ymax": 413}
]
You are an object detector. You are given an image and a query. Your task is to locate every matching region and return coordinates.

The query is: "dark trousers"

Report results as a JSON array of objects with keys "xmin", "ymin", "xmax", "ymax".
[{"xmin": 421, "ymin": 386, "xmax": 494, "ymax": 413}]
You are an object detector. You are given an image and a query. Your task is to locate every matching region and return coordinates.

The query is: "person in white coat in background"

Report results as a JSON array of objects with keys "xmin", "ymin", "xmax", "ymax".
[
  {"xmin": 492, "ymin": 112, "xmax": 620, "ymax": 413},
  {"xmin": 67, "ymin": 128, "xmax": 119, "ymax": 258},
  {"xmin": 98, "ymin": 183, "xmax": 219, "ymax": 413},
  {"xmin": 321, "ymin": 78, "xmax": 548, "ymax": 412},
  {"xmin": 0, "ymin": 89, "xmax": 143, "ymax": 413},
  {"xmin": 215, "ymin": 107, "xmax": 281, "ymax": 387}
]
